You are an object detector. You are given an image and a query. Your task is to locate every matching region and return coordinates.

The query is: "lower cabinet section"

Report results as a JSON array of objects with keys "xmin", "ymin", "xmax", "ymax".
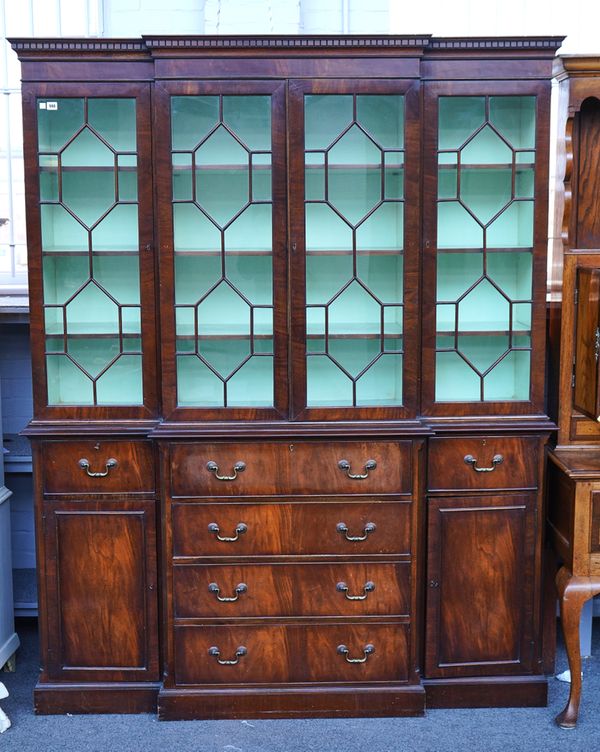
[{"xmin": 425, "ymin": 493, "xmax": 538, "ymax": 678}]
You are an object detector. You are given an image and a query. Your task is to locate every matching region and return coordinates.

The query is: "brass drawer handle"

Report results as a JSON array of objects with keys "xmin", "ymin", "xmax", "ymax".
[
  {"xmin": 206, "ymin": 460, "xmax": 246, "ymax": 481},
  {"xmin": 78, "ymin": 457, "xmax": 118, "ymax": 478},
  {"xmin": 338, "ymin": 459, "xmax": 377, "ymax": 480},
  {"xmin": 336, "ymin": 521, "xmax": 376, "ymax": 542},
  {"xmin": 336, "ymin": 581, "xmax": 375, "ymax": 601},
  {"xmin": 208, "ymin": 582, "xmax": 248, "ymax": 602},
  {"xmin": 463, "ymin": 454, "xmax": 504, "ymax": 473},
  {"xmin": 208, "ymin": 522, "xmax": 248, "ymax": 542},
  {"xmin": 337, "ymin": 643, "xmax": 375, "ymax": 664},
  {"xmin": 208, "ymin": 645, "xmax": 247, "ymax": 665}
]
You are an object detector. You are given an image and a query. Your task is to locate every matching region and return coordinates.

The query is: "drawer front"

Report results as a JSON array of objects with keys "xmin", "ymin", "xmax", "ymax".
[
  {"xmin": 428, "ymin": 436, "xmax": 539, "ymax": 492},
  {"xmin": 42, "ymin": 440, "xmax": 155, "ymax": 495},
  {"xmin": 174, "ymin": 623, "xmax": 409, "ymax": 685},
  {"xmin": 287, "ymin": 441, "xmax": 412, "ymax": 495},
  {"xmin": 170, "ymin": 441, "xmax": 412, "ymax": 497},
  {"xmin": 172, "ymin": 501, "xmax": 411, "ymax": 557},
  {"xmin": 173, "ymin": 562, "xmax": 410, "ymax": 618}
]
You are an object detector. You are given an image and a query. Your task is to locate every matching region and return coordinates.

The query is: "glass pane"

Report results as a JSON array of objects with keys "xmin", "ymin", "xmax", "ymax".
[
  {"xmin": 177, "ymin": 356, "xmax": 224, "ymax": 407},
  {"xmin": 307, "ymin": 255, "xmax": 353, "ymax": 304},
  {"xmin": 437, "ymin": 203, "xmax": 483, "ymax": 249},
  {"xmin": 438, "ymin": 97, "xmax": 485, "ymax": 150},
  {"xmin": 487, "ymin": 201, "xmax": 534, "ymax": 248},
  {"xmin": 88, "ymin": 99, "xmax": 136, "ymax": 152},
  {"xmin": 305, "ymin": 95, "xmax": 353, "ymax": 150},
  {"xmin": 356, "ymin": 202, "xmax": 403, "ymax": 251},
  {"xmin": 43, "ymin": 256, "xmax": 89, "ymax": 304},
  {"xmin": 62, "ymin": 128, "xmax": 114, "ymax": 168},
  {"xmin": 357, "ymin": 254, "xmax": 403, "ymax": 303},
  {"xmin": 227, "ymin": 357, "xmax": 274, "ymax": 406},
  {"xmin": 483, "ymin": 350, "xmax": 531, "ymax": 400},
  {"xmin": 38, "ymin": 98, "xmax": 84, "ymax": 152},
  {"xmin": 307, "ymin": 356, "xmax": 353, "ymax": 406},
  {"xmin": 356, "ymin": 95, "xmax": 404, "ymax": 148},
  {"xmin": 489, "ymin": 96, "xmax": 536, "ymax": 149},
  {"xmin": 46, "ymin": 355, "xmax": 93, "ymax": 405},
  {"xmin": 225, "ymin": 204, "xmax": 272, "ymax": 252},
  {"xmin": 41, "ymin": 204, "xmax": 88, "ymax": 252},
  {"xmin": 356, "ymin": 354, "xmax": 403, "ymax": 406},
  {"xmin": 62, "ymin": 170, "xmax": 115, "ymax": 227},
  {"xmin": 459, "ymin": 169, "xmax": 512, "ymax": 225},
  {"xmin": 306, "ymin": 204, "xmax": 352, "ymax": 252},
  {"xmin": 173, "ymin": 204, "xmax": 221, "ymax": 252},
  {"xmin": 435, "ymin": 352, "xmax": 480, "ymax": 401},
  {"xmin": 222, "ymin": 95, "xmax": 271, "ymax": 151},
  {"xmin": 67, "ymin": 336, "xmax": 120, "ymax": 378},
  {"xmin": 96, "ymin": 355, "xmax": 143, "ymax": 405},
  {"xmin": 171, "ymin": 96, "xmax": 220, "ymax": 151},
  {"xmin": 66, "ymin": 283, "xmax": 119, "ymax": 335},
  {"xmin": 175, "ymin": 255, "xmax": 222, "ymax": 304},
  {"xmin": 91, "ymin": 204, "xmax": 138, "ymax": 251},
  {"xmin": 458, "ymin": 279, "xmax": 510, "ymax": 332}
]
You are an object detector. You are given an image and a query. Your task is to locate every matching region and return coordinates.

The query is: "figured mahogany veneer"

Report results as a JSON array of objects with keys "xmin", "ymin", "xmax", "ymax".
[
  {"xmin": 172, "ymin": 500, "xmax": 411, "ymax": 557},
  {"xmin": 428, "ymin": 436, "xmax": 539, "ymax": 492},
  {"xmin": 170, "ymin": 440, "xmax": 412, "ymax": 497},
  {"xmin": 173, "ymin": 623, "xmax": 411, "ymax": 685},
  {"xmin": 42, "ymin": 440, "xmax": 155, "ymax": 496},
  {"xmin": 173, "ymin": 562, "xmax": 410, "ymax": 618}
]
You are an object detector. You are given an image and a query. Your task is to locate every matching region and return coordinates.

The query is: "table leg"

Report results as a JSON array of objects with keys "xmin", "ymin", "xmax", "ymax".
[{"xmin": 555, "ymin": 567, "xmax": 600, "ymax": 729}]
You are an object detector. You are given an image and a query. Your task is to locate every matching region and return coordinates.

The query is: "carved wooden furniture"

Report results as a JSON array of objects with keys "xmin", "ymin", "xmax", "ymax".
[
  {"xmin": 11, "ymin": 34, "xmax": 562, "ymax": 720},
  {"xmin": 547, "ymin": 57, "xmax": 600, "ymax": 729}
]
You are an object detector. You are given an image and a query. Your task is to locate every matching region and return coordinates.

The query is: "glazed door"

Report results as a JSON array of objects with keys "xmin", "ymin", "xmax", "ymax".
[
  {"xmin": 22, "ymin": 83, "xmax": 157, "ymax": 418},
  {"xmin": 288, "ymin": 79, "xmax": 420, "ymax": 420},
  {"xmin": 421, "ymin": 82, "xmax": 550, "ymax": 416},
  {"xmin": 156, "ymin": 81, "xmax": 287, "ymax": 420}
]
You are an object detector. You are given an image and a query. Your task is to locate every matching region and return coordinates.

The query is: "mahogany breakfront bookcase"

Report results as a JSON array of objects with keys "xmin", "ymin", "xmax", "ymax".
[{"xmin": 11, "ymin": 35, "xmax": 563, "ymax": 720}]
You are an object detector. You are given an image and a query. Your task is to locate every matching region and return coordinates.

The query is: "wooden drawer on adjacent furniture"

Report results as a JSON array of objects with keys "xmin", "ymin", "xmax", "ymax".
[
  {"xmin": 174, "ymin": 623, "xmax": 410, "ymax": 685},
  {"xmin": 172, "ymin": 501, "xmax": 412, "ymax": 557},
  {"xmin": 428, "ymin": 436, "xmax": 539, "ymax": 492},
  {"xmin": 170, "ymin": 441, "xmax": 412, "ymax": 497},
  {"xmin": 42, "ymin": 440, "xmax": 155, "ymax": 495},
  {"xmin": 173, "ymin": 562, "xmax": 410, "ymax": 618}
]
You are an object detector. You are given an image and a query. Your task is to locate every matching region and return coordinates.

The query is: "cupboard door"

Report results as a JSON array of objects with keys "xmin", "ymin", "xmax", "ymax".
[
  {"xmin": 425, "ymin": 494, "xmax": 538, "ymax": 678},
  {"xmin": 422, "ymin": 83, "xmax": 550, "ymax": 416},
  {"xmin": 288, "ymin": 79, "xmax": 420, "ymax": 420},
  {"xmin": 24, "ymin": 83, "xmax": 157, "ymax": 417},
  {"xmin": 156, "ymin": 81, "xmax": 287, "ymax": 419},
  {"xmin": 43, "ymin": 500, "xmax": 158, "ymax": 682},
  {"xmin": 574, "ymin": 267, "xmax": 600, "ymax": 420}
]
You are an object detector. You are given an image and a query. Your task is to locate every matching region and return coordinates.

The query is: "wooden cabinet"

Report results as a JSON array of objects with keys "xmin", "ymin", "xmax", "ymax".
[
  {"xmin": 546, "ymin": 57, "xmax": 600, "ymax": 729},
  {"xmin": 11, "ymin": 34, "xmax": 562, "ymax": 720}
]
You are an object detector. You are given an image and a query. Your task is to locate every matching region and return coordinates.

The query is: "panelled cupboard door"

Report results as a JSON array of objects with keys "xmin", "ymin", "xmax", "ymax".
[
  {"xmin": 288, "ymin": 79, "xmax": 420, "ymax": 420},
  {"xmin": 425, "ymin": 493, "xmax": 538, "ymax": 678},
  {"xmin": 42, "ymin": 500, "xmax": 159, "ymax": 682},
  {"xmin": 421, "ymin": 82, "xmax": 550, "ymax": 416},
  {"xmin": 574, "ymin": 267, "xmax": 600, "ymax": 421},
  {"xmin": 21, "ymin": 82, "xmax": 157, "ymax": 419},
  {"xmin": 155, "ymin": 80, "xmax": 288, "ymax": 420}
]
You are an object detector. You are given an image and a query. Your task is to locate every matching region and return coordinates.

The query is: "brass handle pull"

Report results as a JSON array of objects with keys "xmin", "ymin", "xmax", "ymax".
[
  {"xmin": 207, "ymin": 522, "xmax": 248, "ymax": 542},
  {"xmin": 208, "ymin": 645, "xmax": 247, "ymax": 665},
  {"xmin": 208, "ymin": 582, "xmax": 248, "ymax": 602},
  {"xmin": 463, "ymin": 454, "xmax": 504, "ymax": 473},
  {"xmin": 338, "ymin": 459, "xmax": 377, "ymax": 480},
  {"xmin": 336, "ymin": 521, "xmax": 376, "ymax": 542},
  {"xmin": 336, "ymin": 581, "xmax": 375, "ymax": 601},
  {"xmin": 206, "ymin": 460, "xmax": 246, "ymax": 481},
  {"xmin": 78, "ymin": 458, "xmax": 118, "ymax": 478},
  {"xmin": 337, "ymin": 643, "xmax": 375, "ymax": 664}
]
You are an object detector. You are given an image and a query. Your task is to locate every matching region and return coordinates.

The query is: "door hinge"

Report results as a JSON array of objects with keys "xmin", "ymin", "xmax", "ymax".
[{"xmin": 575, "ymin": 286, "xmax": 579, "ymax": 306}]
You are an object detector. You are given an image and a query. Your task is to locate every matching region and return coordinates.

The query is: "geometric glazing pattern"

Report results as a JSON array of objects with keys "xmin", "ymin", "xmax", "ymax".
[
  {"xmin": 435, "ymin": 96, "xmax": 536, "ymax": 402},
  {"xmin": 304, "ymin": 94, "xmax": 404, "ymax": 407},
  {"xmin": 172, "ymin": 95, "xmax": 273, "ymax": 407},
  {"xmin": 38, "ymin": 97, "xmax": 142, "ymax": 405}
]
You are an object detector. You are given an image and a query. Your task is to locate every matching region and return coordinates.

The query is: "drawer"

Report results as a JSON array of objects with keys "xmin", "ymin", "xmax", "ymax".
[
  {"xmin": 428, "ymin": 436, "xmax": 539, "ymax": 492},
  {"xmin": 170, "ymin": 440, "xmax": 412, "ymax": 497},
  {"xmin": 174, "ymin": 623, "xmax": 410, "ymax": 685},
  {"xmin": 42, "ymin": 440, "xmax": 155, "ymax": 495},
  {"xmin": 172, "ymin": 501, "xmax": 411, "ymax": 557},
  {"xmin": 173, "ymin": 562, "xmax": 410, "ymax": 618}
]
